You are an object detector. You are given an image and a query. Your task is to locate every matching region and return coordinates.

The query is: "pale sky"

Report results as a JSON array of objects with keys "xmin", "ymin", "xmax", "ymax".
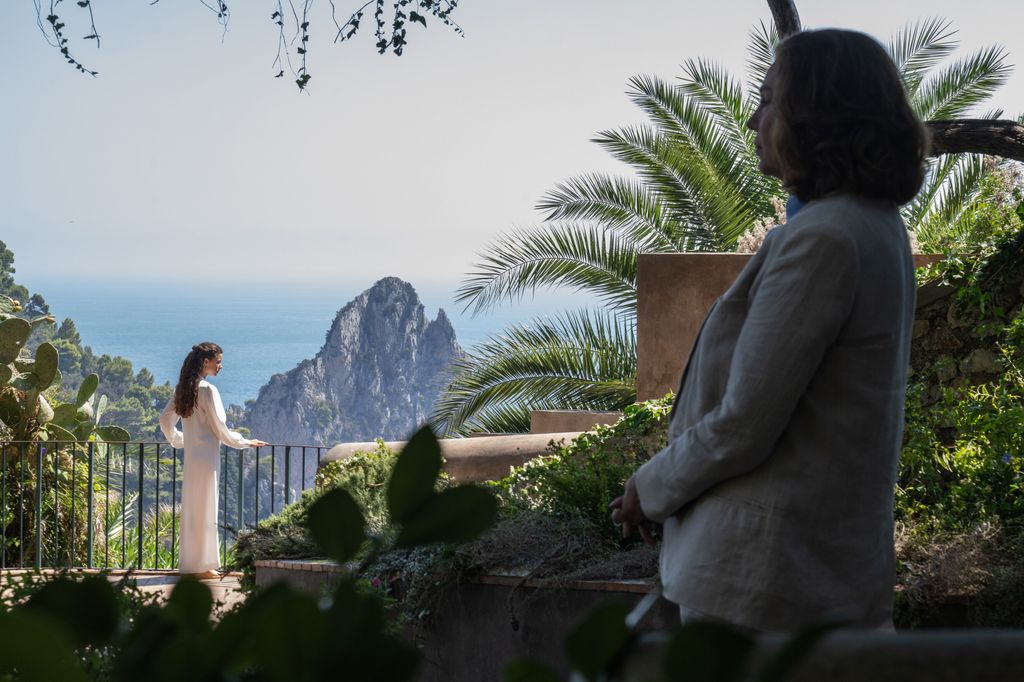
[{"xmin": 2, "ymin": 0, "xmax": 1023, "ymax": 294}]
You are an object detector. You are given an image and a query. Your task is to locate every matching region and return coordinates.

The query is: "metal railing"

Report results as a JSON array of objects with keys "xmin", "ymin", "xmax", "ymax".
[{"xmin": 0, "ymin": 441, "xmax": 326, "ymax": 571}]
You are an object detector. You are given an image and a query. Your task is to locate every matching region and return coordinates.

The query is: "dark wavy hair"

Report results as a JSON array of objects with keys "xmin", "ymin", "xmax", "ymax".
[
  {"xmin": 771, "ymin": 28, "xmax": 929, "ymax": 204},
  {"xmin": 173, "ymin": 342, "xmax": 222, "ymax": 418}
]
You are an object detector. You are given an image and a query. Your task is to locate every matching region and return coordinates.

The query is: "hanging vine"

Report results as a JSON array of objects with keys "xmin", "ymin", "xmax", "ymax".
[
  {"xmin": 33, "ymin": 0, "xmax": 464, "ymax": 92},
  {"xmin": 33, "ymin": 0, "xmax": 99, "ymax": 76},
  {"xmin": 25, "ymin": 0, "xmax": 1024, "ymax": 162}
]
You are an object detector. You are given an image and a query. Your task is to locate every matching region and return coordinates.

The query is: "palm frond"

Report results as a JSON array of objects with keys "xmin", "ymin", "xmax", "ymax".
[
  {"xmin": 592, "ymin": 125, "xmax": 717, "ymax": 249},
  {"xmin": 430, "ymin": 310, "xmax": 637, "ymax": 436},
  {"xmin": 678, "ymin": 58, "xmax": 755, "ymax": 157},
  {"xmin": 932, "ymin": 155, "xmax": 989, "ymax": 228},
  {"xmin": 536, "ymin": 173, "xmax": 680, "ymax": 251},
  {"xmin": 911, "ymin": 154, "xmax": 988, "ymax": 250},
  {"xmin": 627, "ymin": 73, "xmax": 743, "ymax": 187},
  {"xmin": 903, "ymin": 152, "xmax": 983, "ymax": 230},
  {"xmin": 912, "ymin": 45, "xmax": 1010, "ymax": 120},
  {"xmin": 745, "ymin": 21, "xmax": 778, "ymax": 99},
  {"xmin": 624, "ymin": 75, "xmax": 766, "ymax": 246},
  {"xmin": 903, "ymin": 154, "xmax": 958, "ymax": 229},
  {"xmin": 905, "ymin": 106, "xmax": 1001, "ymax": 235},
  {"xmin": 102, "ymin": 490, "xmax": 138, "ymax": 542},
  {"xmin": 454, "ymin": 223, "xmax": 639, "ymax": 316},
  {"xmin": 441, "ymin": 403, "xmax": 533, "ymax": 435},
  {"xmin": 887, "ymin": 18, "xmax": 957, "ymax": 97}
]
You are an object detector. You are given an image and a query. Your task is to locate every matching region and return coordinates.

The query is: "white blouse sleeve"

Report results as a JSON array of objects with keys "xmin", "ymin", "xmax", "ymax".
[
  {"xmin": 198, "ymin": 383, "xmax": 252, "ymax": 449},
  {"xmin": 159, "ymin": 398, "xmax": 185, "ymax": 449}
]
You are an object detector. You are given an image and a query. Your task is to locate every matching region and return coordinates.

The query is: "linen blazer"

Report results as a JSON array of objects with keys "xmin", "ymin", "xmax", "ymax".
[{"xmin": 634, "ymin": 194, "xmax": 916, "ymax": 631}]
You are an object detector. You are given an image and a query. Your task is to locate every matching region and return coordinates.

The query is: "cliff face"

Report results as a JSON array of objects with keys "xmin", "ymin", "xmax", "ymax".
[{"xmin": 244, "ymin": 278, "xmax": 461, "ymax": 445}]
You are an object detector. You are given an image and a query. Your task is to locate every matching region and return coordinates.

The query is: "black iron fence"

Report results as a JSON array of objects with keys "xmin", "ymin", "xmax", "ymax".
[{"xmin": 0, "ymin": 441, "xmax": 326, "ymax": 570}]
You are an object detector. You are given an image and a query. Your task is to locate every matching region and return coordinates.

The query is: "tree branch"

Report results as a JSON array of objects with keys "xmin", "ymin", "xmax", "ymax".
[
  {"xmin": 767, "ymin": 0, "xmax": 801, "ymax": 38},
  {"xmin": 926, "ymin": 119, "xmax": 1024, "ymax": 162}
]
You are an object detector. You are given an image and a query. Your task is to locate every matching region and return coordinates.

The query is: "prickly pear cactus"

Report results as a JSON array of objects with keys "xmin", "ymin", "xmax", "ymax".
[
  {"xmin": 0, "ymin": 296, "xmax": 58, "ymax": 438},
  {"xmin": 36, "ymin": 394, "xmax": 54, "ymax": 424},
  {"xmin": 75, "ymin": 374, "xmax": 98, "ymax": 408},
  {"xmin": 0, "ymin": 294, "xmax": 58, "ymax": 392},
  {"xmin": 33, "ymin": 343, "xmax": 59, "ymax": 391},
  {"xmin": 0, "ymin": 294, "xmax": 127, "ymax": 444},
  {"xmin": 0, "ymin": 317, "xmax": 31, "ymax": 365},
  {"xmin": 0, "ymin": 295, "xmax": 20, "ymax": 316}
]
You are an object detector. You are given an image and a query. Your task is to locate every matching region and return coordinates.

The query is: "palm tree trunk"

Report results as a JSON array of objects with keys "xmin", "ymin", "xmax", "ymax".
[
  {"xmin": 766, "ymin": 1, "xmax": 1024, "ymax": 162},
  {"xmin": 767, "ymin": 0, "xmax": 801, "ymax": 38}
]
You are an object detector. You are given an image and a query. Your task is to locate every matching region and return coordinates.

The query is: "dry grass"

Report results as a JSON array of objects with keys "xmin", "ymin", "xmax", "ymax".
[{"xmin": 895, "ymin": 521, "xmax": 1024, "ymax": 627}]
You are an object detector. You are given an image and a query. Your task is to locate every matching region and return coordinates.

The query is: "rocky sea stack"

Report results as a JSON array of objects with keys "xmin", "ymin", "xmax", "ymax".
[{"xmin": 244, "ymin": 277, "xmax": 461, "ymax": 445}]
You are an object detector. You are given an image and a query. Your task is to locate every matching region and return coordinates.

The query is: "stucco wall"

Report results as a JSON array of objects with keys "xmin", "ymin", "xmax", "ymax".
[{"xmin": 636, "ymin": 253, "xmax": 942, "ymax": 401}]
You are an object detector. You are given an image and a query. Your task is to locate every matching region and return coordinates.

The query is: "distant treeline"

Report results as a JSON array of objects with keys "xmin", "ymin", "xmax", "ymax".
[{"xmin": 1, "ymin": 240, "xmax": 172, "ymax": 441}]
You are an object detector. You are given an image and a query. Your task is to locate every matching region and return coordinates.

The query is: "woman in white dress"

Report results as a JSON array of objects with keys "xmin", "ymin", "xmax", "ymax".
[{"xmin": 160, "ymin": 342, "xmax": 267, "ymax": 578}]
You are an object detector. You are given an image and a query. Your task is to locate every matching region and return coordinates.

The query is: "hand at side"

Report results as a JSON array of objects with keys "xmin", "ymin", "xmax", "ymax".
[{"xmin": 609, "ymin": 475, "xmax": 659, "ymax": 547}]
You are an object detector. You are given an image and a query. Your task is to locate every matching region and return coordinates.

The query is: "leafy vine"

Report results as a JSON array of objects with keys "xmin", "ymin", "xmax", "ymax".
[
  {"xmin": 33, "ymin": 0, "xmax": 99, "ymax": 76},
  {"xmin": 33, "ymin": 0, "xmax": 464, "ymax": 92}
]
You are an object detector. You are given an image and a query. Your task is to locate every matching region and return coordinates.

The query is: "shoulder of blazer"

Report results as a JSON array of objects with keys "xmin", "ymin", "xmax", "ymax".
[
  {"xmin": 786, "ymin": 194, "xmax": 896, "ymax": 233},
  {"xmin": 769, "ymin": 200, "xmax": 863, "ymax": 256}
]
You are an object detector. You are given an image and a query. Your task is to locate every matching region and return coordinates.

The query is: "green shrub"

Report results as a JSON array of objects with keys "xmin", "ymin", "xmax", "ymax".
[
  {"xmin": 898, "ymin": 341, "xmax": 1024, "ymax": 532},
  {"xmin": 315, "ymin": 439, "xmax": 399, "ymax": 533},
  {"xmin": 231, "ymin": 488, "xmax": 325, "ymax": 589},
  {"xmin": 234, "ymin": 438, "xmax": 465, "ymax": 588},
  {"xmin": 490, "ymin": 396, "xmax": 672, "ymax": 545},
  {"xmin": 915, "ymin": 162, "xmax": 1023, "ymax": 272},
  {"xmin": 233, "ymin": 440, "xmax": 399, "ymax": 587},
  {"xmin": 901, "ymin": 188, "xmax": 1024, "ymax": 533},
  {"xmin": 0, "ymin": 569, "xmax": 162, "ymax": 679}
]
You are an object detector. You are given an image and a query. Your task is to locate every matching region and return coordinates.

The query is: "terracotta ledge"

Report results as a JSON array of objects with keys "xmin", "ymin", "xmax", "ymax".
[
  {"xmin": 475, "ymin": 574, "xmax": 655, "ymax": 594},
  {"xmin": 252, "ymin": 559, "xmax": 655, "ymax": 593},
  {"xmin": 253, "ymin": 559, "xmax": 344, "ymax": 573}
]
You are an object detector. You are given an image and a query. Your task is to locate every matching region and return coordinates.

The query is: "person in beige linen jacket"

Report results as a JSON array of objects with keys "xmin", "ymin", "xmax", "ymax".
[{"xmin": 611, "ymin": 29, "xmax": 929, "ymax": 631}]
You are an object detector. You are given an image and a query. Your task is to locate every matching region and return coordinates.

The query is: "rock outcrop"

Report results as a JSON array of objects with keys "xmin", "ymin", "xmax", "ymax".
[{"xmin": 244, "ymin": 278, "xmax": 461, "ymax": 445}]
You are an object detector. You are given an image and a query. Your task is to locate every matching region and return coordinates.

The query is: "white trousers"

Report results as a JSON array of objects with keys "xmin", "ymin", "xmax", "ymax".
[{"xmin": 178, "ymin": 447, "xmax": 220, "ymax": 573}]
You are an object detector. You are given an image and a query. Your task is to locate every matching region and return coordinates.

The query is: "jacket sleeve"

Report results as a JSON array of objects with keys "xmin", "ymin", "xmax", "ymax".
[
  {"xmin": 159, "ymin": 398, "xmax": 185, "ymax": 449},
  {"xmin": 633, "ymin": 223, "xmax": 859, "ymax": 522},
  {"xmin": 198, "ymin": 384, "xmax": 252, "ymax": 450}
]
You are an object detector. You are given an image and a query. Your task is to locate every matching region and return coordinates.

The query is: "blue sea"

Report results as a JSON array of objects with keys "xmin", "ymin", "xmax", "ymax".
[{"xmin": 39, "ymin": 279, "xmax": 591, "ymax": 408}]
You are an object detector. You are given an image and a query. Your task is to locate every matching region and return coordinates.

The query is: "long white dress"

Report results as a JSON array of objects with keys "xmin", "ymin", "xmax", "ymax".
[{"xmin": 160, "ymin": 380, "xmax": 251, "ymax": 573}]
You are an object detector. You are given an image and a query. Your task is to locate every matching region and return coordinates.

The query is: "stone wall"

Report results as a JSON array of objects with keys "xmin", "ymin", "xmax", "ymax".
[{"xmin": 910, "ymin": 230, "xmax": 1024, "ymax": 408}]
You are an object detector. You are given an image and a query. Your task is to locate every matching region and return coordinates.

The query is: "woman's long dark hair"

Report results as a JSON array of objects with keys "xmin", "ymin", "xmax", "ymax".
[
  {"xmin": 772, "ymin": 29, "xmax": 929, "ymax": 204},
  {"xmin": 173, "ymin": 342, "xmax": 222, "ymax": 418}
]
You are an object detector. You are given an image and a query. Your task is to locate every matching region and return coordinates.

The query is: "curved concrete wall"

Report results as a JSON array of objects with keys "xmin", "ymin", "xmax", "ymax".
[{"xmin": 320, "ymin": 431, "xmax": 584, "ymax": 484}]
